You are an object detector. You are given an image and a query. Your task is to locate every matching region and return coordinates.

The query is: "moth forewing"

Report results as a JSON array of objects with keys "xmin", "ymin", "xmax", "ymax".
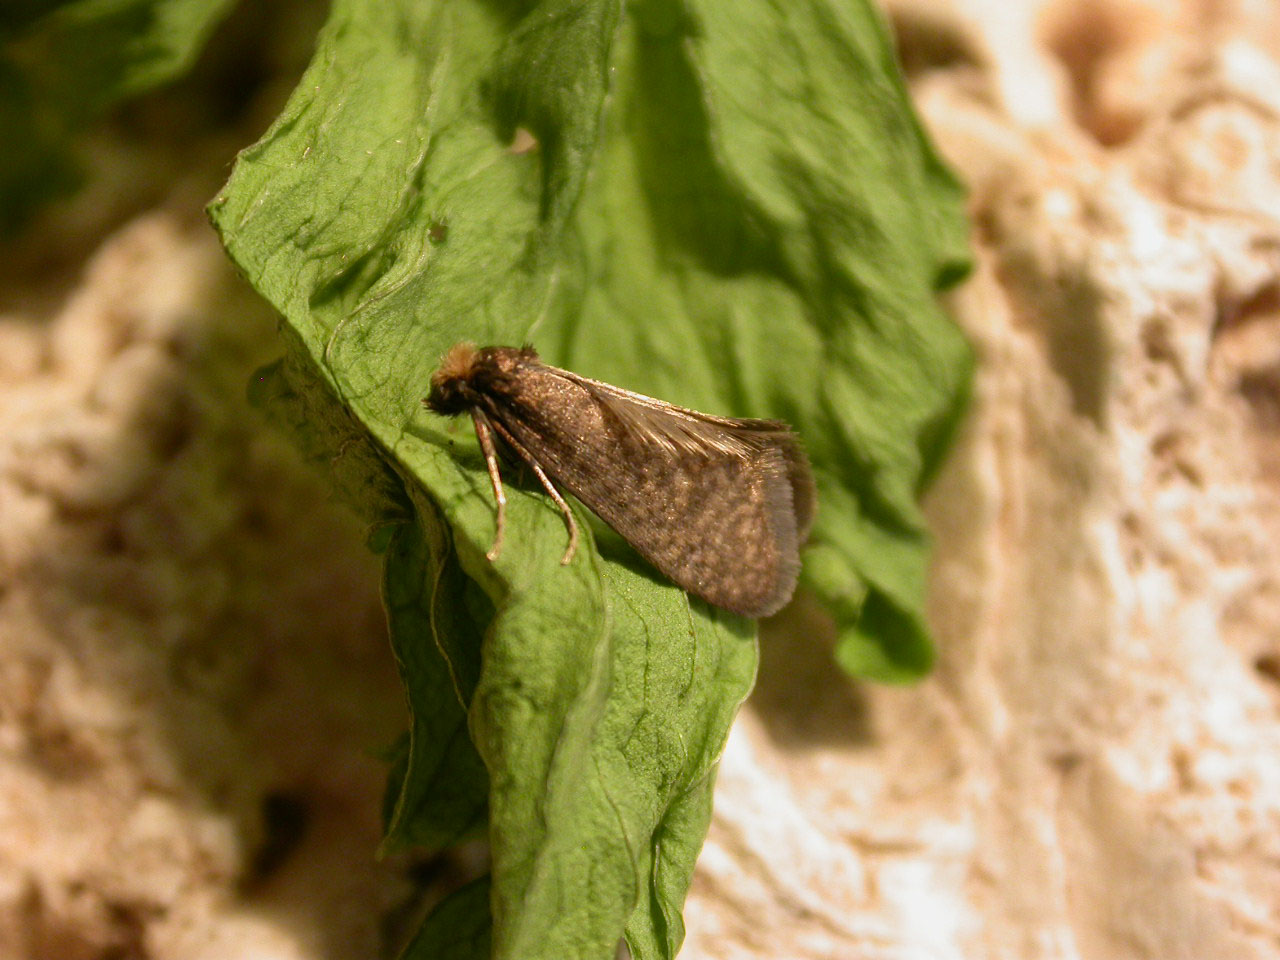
[
  {"xmin": 559, "ymin": 370, "xmax": 790, "ymax": 458},
  {"xmin": 558, "ymin": 368, "xmax": 816, "ymax": 546},
  {"xmin": 424, "ymin": 343, "xmax": 814, "ymax": 617}
]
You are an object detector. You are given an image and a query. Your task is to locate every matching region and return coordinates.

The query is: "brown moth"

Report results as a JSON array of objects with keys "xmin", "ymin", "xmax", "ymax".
[{"xmin": 424, "ymin": 342, "xmax": 815, "ymax": 617}]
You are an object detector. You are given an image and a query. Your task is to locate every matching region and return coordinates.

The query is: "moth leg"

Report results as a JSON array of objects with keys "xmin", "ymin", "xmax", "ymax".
[
  {"xmin": 486, "ymin": 419, "xmax": 579, "ymax": 565},
  {"xmin": 471, "ymin": 409, "xmax": 506, "ymax": 561},
  {"xmin": 524, "ymin": 457, "xmax": 578, "ymax": 565}
]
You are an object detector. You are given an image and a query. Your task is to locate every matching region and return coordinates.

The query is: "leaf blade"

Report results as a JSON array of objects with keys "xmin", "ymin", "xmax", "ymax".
[{"xmin": 210, "ymin": 0, "xmax": 971, "ymax": 957}]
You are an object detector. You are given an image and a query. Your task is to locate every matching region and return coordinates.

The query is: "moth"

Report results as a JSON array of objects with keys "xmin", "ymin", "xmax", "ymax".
[{"xmin": 424, "ymin": 343, "xmax": 815, "ymax": 617}]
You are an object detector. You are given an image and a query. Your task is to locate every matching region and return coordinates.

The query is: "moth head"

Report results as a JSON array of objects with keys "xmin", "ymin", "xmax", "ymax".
[{"xmin": 425, "ymin": 341, "xmax": 480, "ymax": 415}]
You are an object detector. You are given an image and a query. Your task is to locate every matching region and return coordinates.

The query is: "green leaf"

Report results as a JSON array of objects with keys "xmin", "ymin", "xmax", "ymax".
[
  {"xmin": 474, "ymin": 546, "xmax": 756, "ymax": 960},
  {"xmin": 0, "ymin": 58, "xmax": 79, "ymax": 233},
  {"xmin": 400, "ymin": 877, "xmax": 492, "ymax": 960},
  {"xmin": 543, "ymin": 0, "xmax": 972, "ymax": 682},
  {"xmin": 0, "ymin": 2, "xmax": 78, "ymax": 37},
  {"xmin": 247, "ymin": 348, "xmax": 411, "ymax": 529},
  {"xmin": 21, "ymin": 0, "xmax": 238, "ymax": 108},
  {"xmin": 381, "ymin": 508, "xmax": 489, "ymax": 855},
  {"xmin": 0, "ymin": 0, "xmax": 236, "ymax": 231},
  {"xmin": 210, "ymin": 0, "xmax": 969, "ymax": 956}
]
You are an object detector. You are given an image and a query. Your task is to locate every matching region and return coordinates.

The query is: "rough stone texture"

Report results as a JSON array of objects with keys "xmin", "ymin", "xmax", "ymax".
[
  {"xmin": 682, "ymin": 2, "xmax": 1280, "ymax": 958},
  {"xmin": 4, "ymin": 2, "xmax": 1280, "ymax": 959},
  {"xmin": 0, "ymin": 212, "xmax": 411, "ymax": 958}
]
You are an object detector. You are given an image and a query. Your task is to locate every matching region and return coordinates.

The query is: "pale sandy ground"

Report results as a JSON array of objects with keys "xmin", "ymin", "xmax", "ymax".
[{"xmin": 2, "ymin": 2, "xmax": 1279, "ymax": 959}]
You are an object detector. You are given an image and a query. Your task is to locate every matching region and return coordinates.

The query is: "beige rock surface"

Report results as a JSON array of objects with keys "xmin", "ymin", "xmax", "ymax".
[
  {"xmin": 683, "ymin": 2, "xmax": 1280, "ymax": 958},
  {"xmin": 0, "ymin": 211, "xmax": 410, "ymax": 958},
  {"xmin": 3, "ymin": 2, "xmax": 1280, "ymax": 959}
]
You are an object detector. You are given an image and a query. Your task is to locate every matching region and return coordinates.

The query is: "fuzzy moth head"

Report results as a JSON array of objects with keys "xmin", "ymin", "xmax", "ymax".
[{"xmin": 425, "ymin": 342, "xmax": 481, "ymax": 415}]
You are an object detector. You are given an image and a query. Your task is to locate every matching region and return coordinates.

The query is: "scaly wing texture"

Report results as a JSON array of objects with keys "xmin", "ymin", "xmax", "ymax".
[
  {"xmin": 481, "ymin": 358, "xmax": 808, "ymax": 617},
  {"xmin": 560, "ymin": 370, "xmax": 817, "ymax": 540}
]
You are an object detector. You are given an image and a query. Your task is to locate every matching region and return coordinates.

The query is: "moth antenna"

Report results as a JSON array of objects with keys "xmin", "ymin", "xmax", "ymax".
[{"xmin": 471, "ymin": 409, "xmax": 506, "ymax": 561}]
